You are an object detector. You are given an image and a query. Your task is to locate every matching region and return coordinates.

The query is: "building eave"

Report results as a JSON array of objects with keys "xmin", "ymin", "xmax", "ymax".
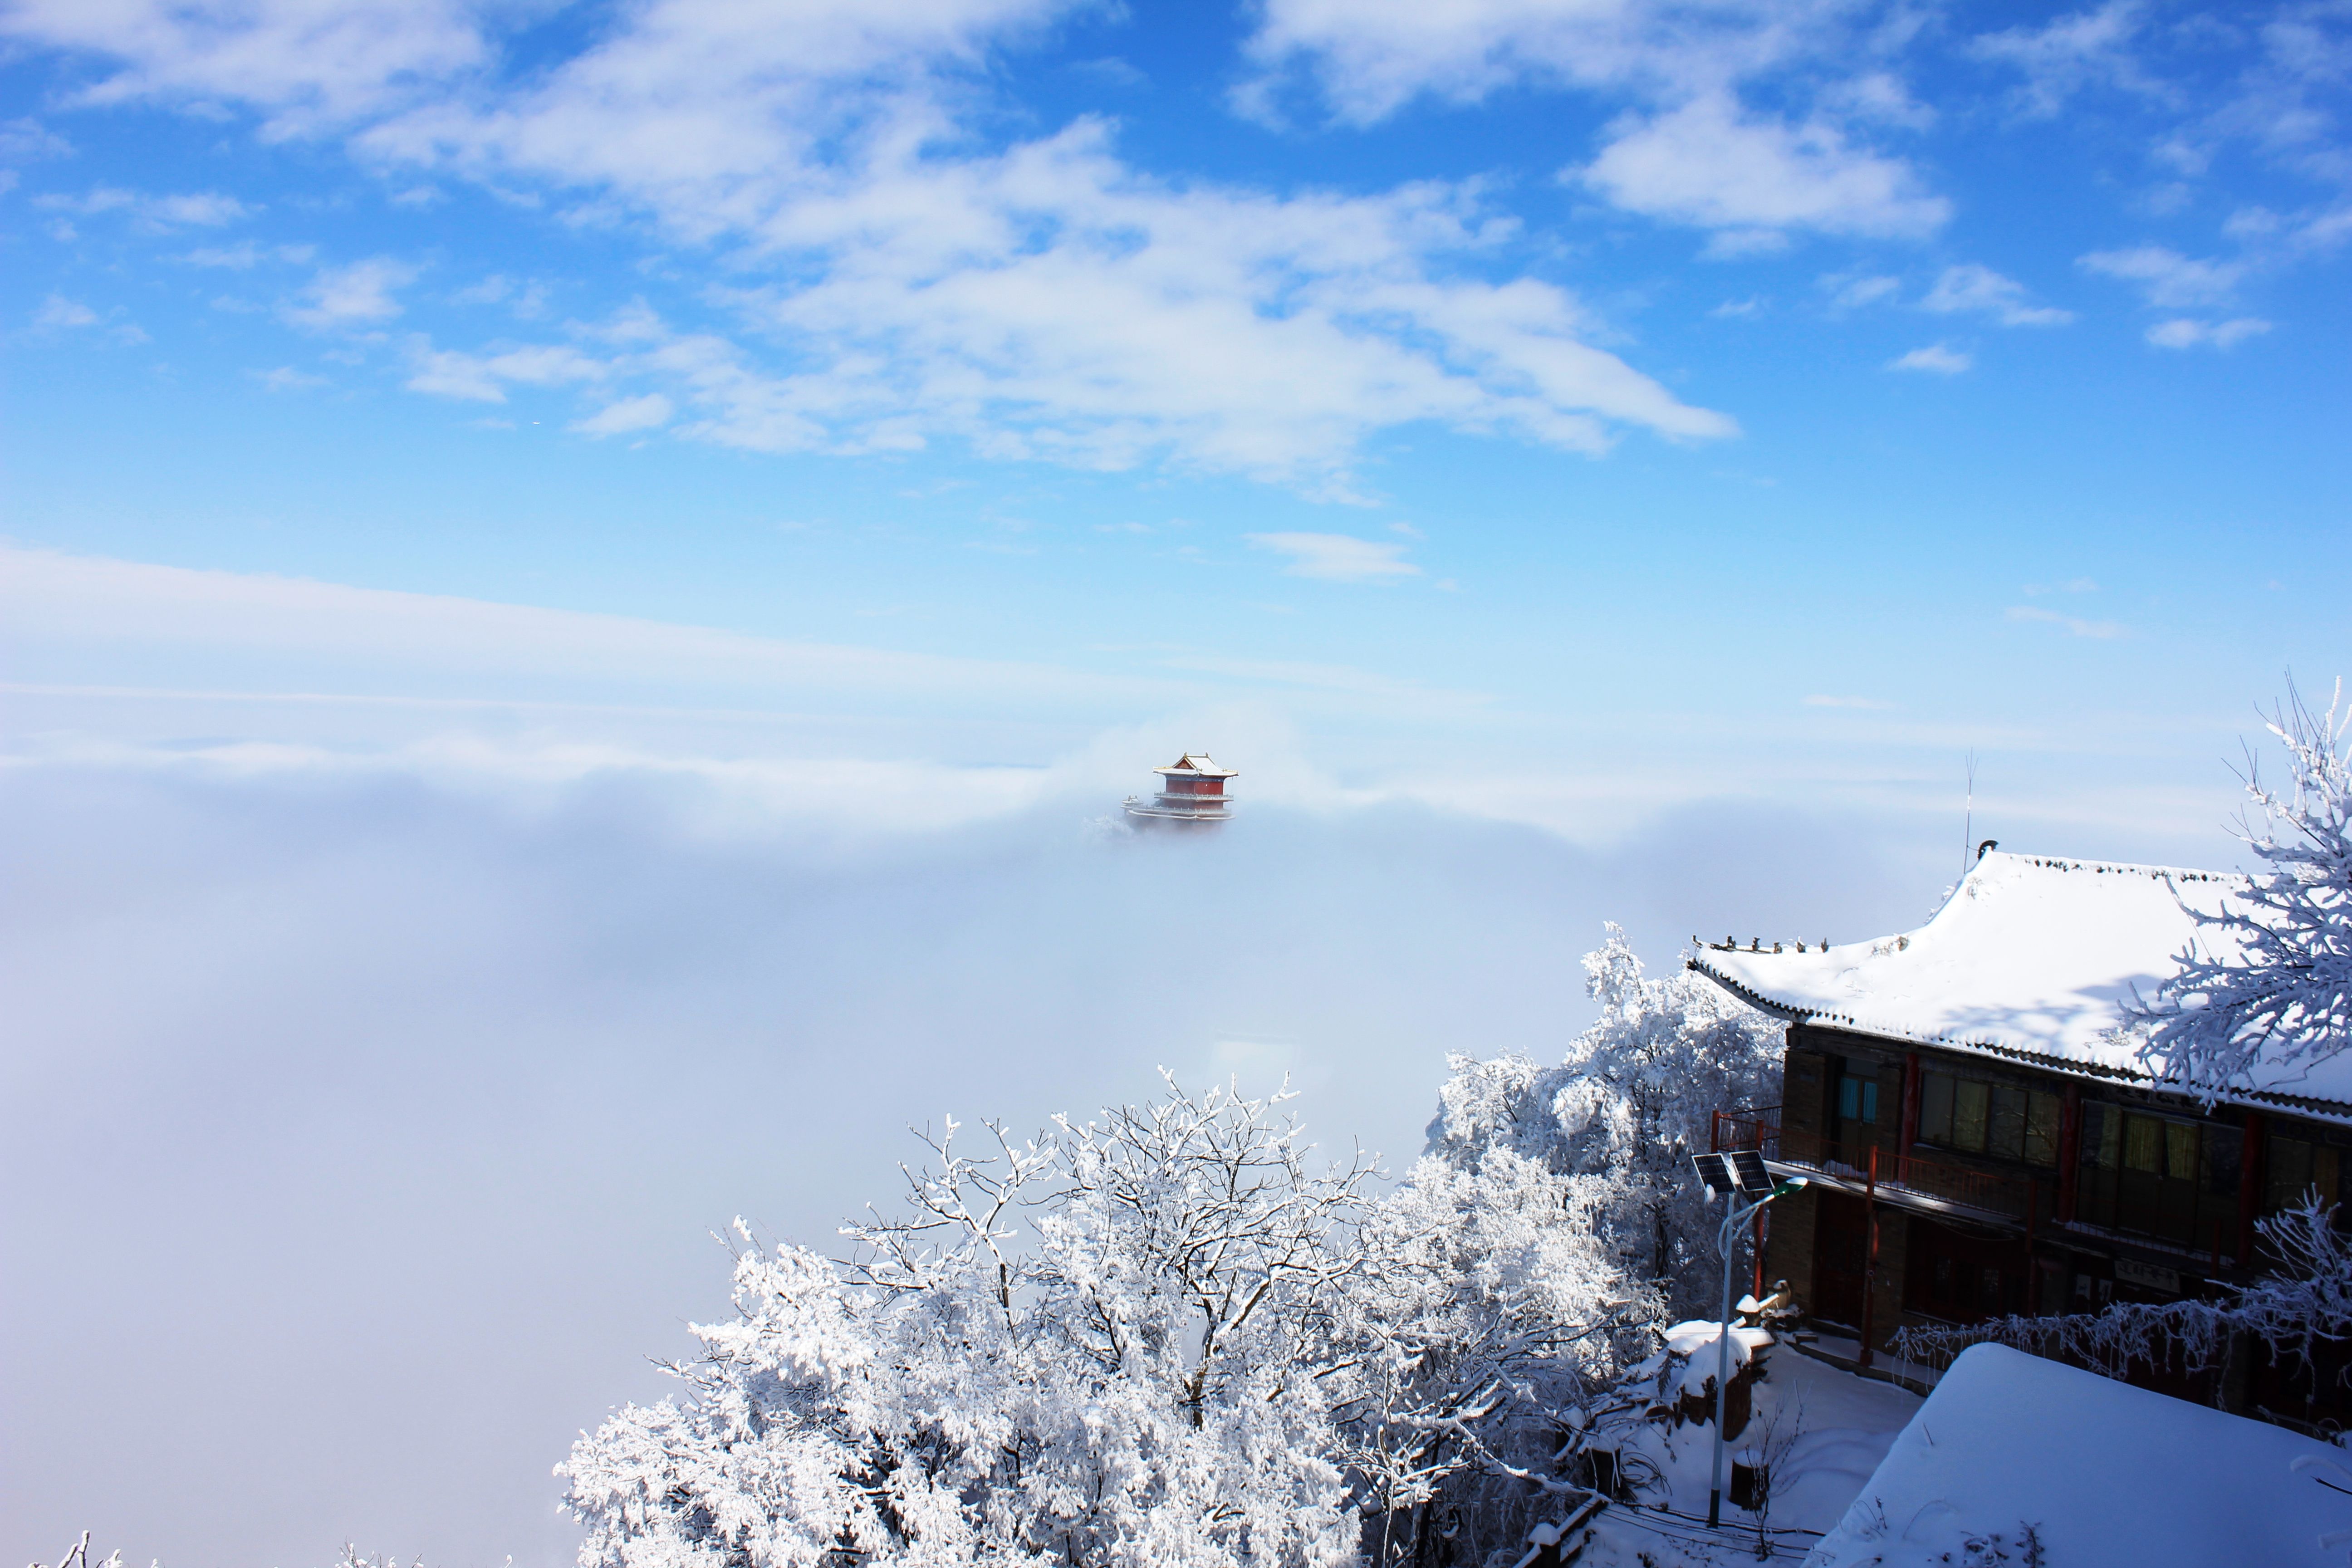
[{"xmin": 1686, "ymin": 953, "xmax": 2352, "ymax": 1128}]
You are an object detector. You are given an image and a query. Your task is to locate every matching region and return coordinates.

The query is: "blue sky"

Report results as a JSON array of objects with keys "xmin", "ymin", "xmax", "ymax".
[
  {"xmin": 5, "ymin": 5, "xmax": 2352, "ymax": 1562},
  {"xmin": 5, "ymin": 0, "xmax": 2350, "ymax": 856}
]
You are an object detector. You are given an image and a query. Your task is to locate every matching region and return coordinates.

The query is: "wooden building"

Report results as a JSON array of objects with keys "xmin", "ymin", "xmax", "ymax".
[
  {"xmin": 1689, "ymin": 849, "xmax": 2351, "ymax": 1428},
  {"xmin": 1122, "ymin": 752, "xmax": 1237, "ymax": 826}
]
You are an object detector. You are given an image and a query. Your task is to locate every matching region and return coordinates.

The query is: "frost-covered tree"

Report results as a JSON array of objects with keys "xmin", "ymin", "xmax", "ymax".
[
  {"xmin": 561, "ymin": 1079, "xmax": 1378, "ymax": 1568},
  {"xmin": 1426, "ymin": 925, "xmax": 1786, "ymax": 1320},
  {"xmin": 1355, "ymin": 925, "xmax": 1784, "ymax": 1551},
  {"xmin": 1891, "ymin": 1195, "xmax": 2352, "ymax": 1409},
  {"xmin": 2136, "ymin": 681, "xmax": 2352, "ymax": 1101},
  {"xmin": 1336, "ymin": 1137, "xmax": 1651, "ymax": 1561}
]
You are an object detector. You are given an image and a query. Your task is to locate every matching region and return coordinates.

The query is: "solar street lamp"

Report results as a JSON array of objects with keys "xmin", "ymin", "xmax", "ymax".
[{"xmin": 1689, "ymin": 1152, "xmax": 1807, "ymax": 1529}]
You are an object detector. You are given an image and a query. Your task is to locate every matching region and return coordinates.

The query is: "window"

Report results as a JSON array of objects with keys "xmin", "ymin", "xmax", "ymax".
[
  {"xmin": 2268, "ymin": 1137, "xmax": 2342, "ymax": 1213},
  {"xmin": 2085, "ymin": 1102, "xmax": 2121, "ymax": 1169},
  {"xmin": 1953, "ymin": 1079, "xmax": 1990, "ymax": 1152},
  {"xmin": 2123, "ymin": 1114, "xmax": 2163, "ymax": 1174},
  {"xmin": 2024, "ymin": 1092, "xmax": 2063, "ymax": 1168},
  {"xmin": 1989, "ymin": 1085, "xmax": 2027, "ymax": 1161},
  {"xmin": 1921, "ymin": 1072, "xmax": 1954, "ymax": 1143},
  {"xmin": 1837, "ymin": 1075, "xmax": 1879, "ymax": 1124},
  {"xmin": 1920, "ymin": 1072, "xmax": 2062, "ymax": 1166},
  {"xmin": 2204, "ymin": 1125, "xmax": 2243, "ymax": 1197}
]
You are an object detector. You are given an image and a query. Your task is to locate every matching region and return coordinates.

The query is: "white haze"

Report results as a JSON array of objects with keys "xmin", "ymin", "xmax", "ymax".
[{"xmin": 3, "ymin": 755, "xmax": 1952, "ymax": 1566}]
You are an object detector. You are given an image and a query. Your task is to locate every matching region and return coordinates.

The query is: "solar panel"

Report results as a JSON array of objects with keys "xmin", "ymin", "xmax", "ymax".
[
  {"xmin": 1729, "ymin": 1149, "xmax": 1773, "ymax": 1195},
  {"xmin": 1690, "ymin": 1152, "xmax": 1735, "ymax": 1194}
]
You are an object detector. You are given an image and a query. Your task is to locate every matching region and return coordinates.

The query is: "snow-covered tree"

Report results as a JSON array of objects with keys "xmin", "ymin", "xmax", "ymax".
[
  {"xmin": 1356, "ymin": 925, "xmax": 1784, "ymax": 1551},
  {"xmin": 561, "ymin": 1079, "xmax": 1378, "ymax": 1568},
  {"xmin": 2135, "ymin": 680, "xmax": 2352, "ymax": 1101},
  {"xmin": 563, "ymin": 929, "xmax": 1781, "ymax": 1567},
  {"xmin": 1426, "ymin": 925, "xmax": 1786, "ymax": 1320},
  {"xmin": 1889, "ymin": 1195, "xmax": 2352, "ymax": 1400}
]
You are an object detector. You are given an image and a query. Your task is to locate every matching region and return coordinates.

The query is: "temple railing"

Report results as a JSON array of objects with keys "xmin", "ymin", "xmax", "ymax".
[{"xmin": 1711, "ymin": 1107, "xmax": 2047, "ymax": 1227}]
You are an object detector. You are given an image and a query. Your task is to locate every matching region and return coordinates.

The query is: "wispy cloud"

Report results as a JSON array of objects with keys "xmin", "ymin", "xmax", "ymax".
[
  {"xmin": 32, "ymin": 293, "xmax": 99, "ymax": 329},
  {"xmin": 572, "ymin": 393, "xmax": 673, "ymax": 437},
  {"xmin": 284, "ymin": 257, "xmax": 416, "ymax": 329},
  {"xmin": 1803, "ymin": 694, "xmax": 1896, "ymax": 710},
  {"xmin": 1244, "ymin": 532, "xmax": 1421, "ymax": 583},
  {"xmin": 1888, "ymin": 343, "xmax": 1971, "ymax": 374},
  {"xmin": 37, "ymin": 185, "xmax": 254, "ymax": 229},
  {"xmin": 184, "ymin": 240, "xmax": 316, "ymax": 269},
  {"xmin": 2007, "ymin": 605, "xmax": 2124, "ymax": 638},
  {"xmin": 1922, "ymin": 263, "xmax": 2073, "ymax": 326},
  {"xmin": 2079, "ymin": 245, "xmax": 2247, "ymax": 308},
  {"xmin": 2146, "ymin": 317, "xmax": 2270, "ymax": 349}
]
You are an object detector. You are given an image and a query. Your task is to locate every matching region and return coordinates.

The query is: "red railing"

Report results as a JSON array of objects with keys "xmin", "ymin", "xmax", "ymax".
[{"xmin": 1712, "ymin": 1108, "xmax": 2046, "ymax": 1227}]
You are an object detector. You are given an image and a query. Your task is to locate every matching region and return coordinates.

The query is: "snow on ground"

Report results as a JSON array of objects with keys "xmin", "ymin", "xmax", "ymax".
[
  {"xmin": 1805, "ymin": 1343, "xmax": 2350, "ymax": 1568},
  {"xmin": 1574, "ymin": 1338, "xmax": 1926, "ymax": 1563}
]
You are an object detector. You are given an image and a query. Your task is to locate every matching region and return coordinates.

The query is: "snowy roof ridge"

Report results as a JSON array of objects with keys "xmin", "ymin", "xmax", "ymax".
[{"xmin": 1690, "ymin": 849, "xmax": 2352, "ymax": 1116}]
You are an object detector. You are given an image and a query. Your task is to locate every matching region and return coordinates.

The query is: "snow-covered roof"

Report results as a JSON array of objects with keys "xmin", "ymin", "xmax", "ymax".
[
  {"xmin": 1807, "ymin": 1343, "xmax": 2346, "ymax": 1568},
  {"xmin": 1153, "ymin": 752, "xmax": 1237, "ymax": 778},
  {"xmin": 1690, "ymin": 849, "xmax": 2352, "ymax": 1112}
]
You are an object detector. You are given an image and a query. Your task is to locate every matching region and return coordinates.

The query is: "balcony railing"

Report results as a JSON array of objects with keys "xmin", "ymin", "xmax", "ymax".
[{"xmin": 1712, "ymin": 1107, "xmax": 2049, "ymax": 1228}]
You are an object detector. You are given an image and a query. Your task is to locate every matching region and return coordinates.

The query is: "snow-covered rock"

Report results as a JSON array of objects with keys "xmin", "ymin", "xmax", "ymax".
[{"xmin": 1807, "ymin": 1343, "xmax": 2348, "ymax": 1567}]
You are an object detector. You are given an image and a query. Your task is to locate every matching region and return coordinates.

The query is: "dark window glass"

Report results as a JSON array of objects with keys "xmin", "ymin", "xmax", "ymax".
[
  {"xmin": 1836, "ymin": 1077, "xmax": 1879, "ymax": 1124},
  {"xmin": 2270, "ymin": 1137, "xmax": 2320, "ymax": 1212},
  {"xmin": 2025, "ymin": 1093, "xmax": 2063, "ymax": 1168},
  {"xmin": 2204, "ymin": 1125, "xmax": 2243, "ymax": 1197},
  {"xmin": 1921, "ymin": 1073, "xmax": 1954, "ymax": 1144},
  {"xmin": 1953, "ymin": 1080, "xmax": 1990, "ymax": 1153},
  {"xmin": 1989, "ymin": 1086, "xmax": 2028, "ymax": 1162},
  {"xmin": 2123, "ymin": 1115, "xmax": 2163, "ymax": 1174}
]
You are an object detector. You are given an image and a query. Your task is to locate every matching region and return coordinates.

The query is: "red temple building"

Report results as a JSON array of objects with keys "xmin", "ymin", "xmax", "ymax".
[{"xmin": 1123, "ymin": 753, "xmax": 1236, "ymax": 827}]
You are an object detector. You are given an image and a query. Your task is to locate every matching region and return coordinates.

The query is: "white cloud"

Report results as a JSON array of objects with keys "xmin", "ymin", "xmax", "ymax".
[
  {"xmin": 2007, "ymin": 604, "xmax": 2123, "ymax": 638},
  {"xmin": 2078, "ymin": 245, "xmax": 2247, "ymax": 307},
  {"xmin": 36, "ymin": 184, "xmax": 253, "ymax": 228},
  {"xmin": 0, "ymin": 544, "xmax": 1156, "ymax": 711},
  {"xmin": 1578, "ymin": 94, "xmax": 1950, "ymax": 241},
  {"xmin": 1823, "ymin": 272, "xmax": 1900, "ymax": 309},
  {"xmin": 255, "ymin": 365, "xmax": 328, "ymax": 391},
  {"xmin": 7, "ymin": 0, "xmax": 1731, "ymax": 488},
  {"xmin": 33, "ymin": 294, "xmax": 99, "ymax": 328},
  {"xmin": 284, "ymin": 257, "xmax": 416, "ymax": 329},
  {"xmin": 2145, "ymin": 316, "xmax": 2271, "ymax": 348},
  {"xmin": 1922, "ymin": 263, "xmax": 2073, "ymax": 326},
  {"xmin": 185, "ymin": 240, "xmax": 315, "ymax": 269},
  {"xmin": 1888, "ymin": 343, "xmax": 1970, "ymax": 374},
  {"xmin": 405, "ymin": 340, "xmax": 610, "ymax": 402},
  {"xmin": 1239, "ymin": 0, "xmax": 1838, "ymax": 125},
  {"xmin": 572, "ymin": 393, "xmax": 673, "ymax": 436},
  {"xmin": 0, "ymin": 0, "xmax": 491, "ymax": 131},
  {"xmin": 0, "ymin": 114, "xmax": 72, "ymax": 162},
  {"xmin": 1244, "ymin": 532, "xmax": 1422, "ymax": 583},
  {"xmin": 1970, "ymin": 0, "xmax": 2160, "ymax": 119}
]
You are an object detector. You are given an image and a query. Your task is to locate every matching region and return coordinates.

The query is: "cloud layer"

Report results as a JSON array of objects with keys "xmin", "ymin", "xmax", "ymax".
[{"xmin": 0, "ymin": 750, "xmax": 1926, "ymax": 1568}]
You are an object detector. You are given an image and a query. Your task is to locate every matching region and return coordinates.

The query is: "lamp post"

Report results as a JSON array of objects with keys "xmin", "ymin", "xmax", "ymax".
[{"xmin": 1689, "ymin": 1150, "xmax": 1807, "ymax": 1530}]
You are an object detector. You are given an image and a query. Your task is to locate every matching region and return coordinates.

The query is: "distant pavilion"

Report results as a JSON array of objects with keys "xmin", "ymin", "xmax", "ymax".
[{"xmin": 1122, "ymin": 753, "xmax": 1236, "ymax": 827}]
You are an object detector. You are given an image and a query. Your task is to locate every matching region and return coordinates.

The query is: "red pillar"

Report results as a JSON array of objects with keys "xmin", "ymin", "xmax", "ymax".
[
  {"xmin": 1859, "ymin": 1144, "xmax": 1880, "ymax": 1370},
  {"xmin": 1899, "ymin": 1054, "xmax": 1922, "ymax": 1184},
  {"xmin": 2238, "ymin": 1111, "xmax": 2267, "ymax": 1268},
  {"xmin": 2056, "ymin": 1085, "xmax": 2082, "ymax": 1225}
]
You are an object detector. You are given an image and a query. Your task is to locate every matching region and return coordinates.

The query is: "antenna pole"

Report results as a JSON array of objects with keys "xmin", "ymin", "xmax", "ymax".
[{"xmin": 1962, "ymin": 750, "xmax": 1978, "ymax": 879}]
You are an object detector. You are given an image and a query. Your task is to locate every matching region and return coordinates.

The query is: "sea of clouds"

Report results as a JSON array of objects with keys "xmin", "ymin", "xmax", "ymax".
[{"xmin": 2, "ymin": 744, "xmax": 1931, "ymax": 1568}]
